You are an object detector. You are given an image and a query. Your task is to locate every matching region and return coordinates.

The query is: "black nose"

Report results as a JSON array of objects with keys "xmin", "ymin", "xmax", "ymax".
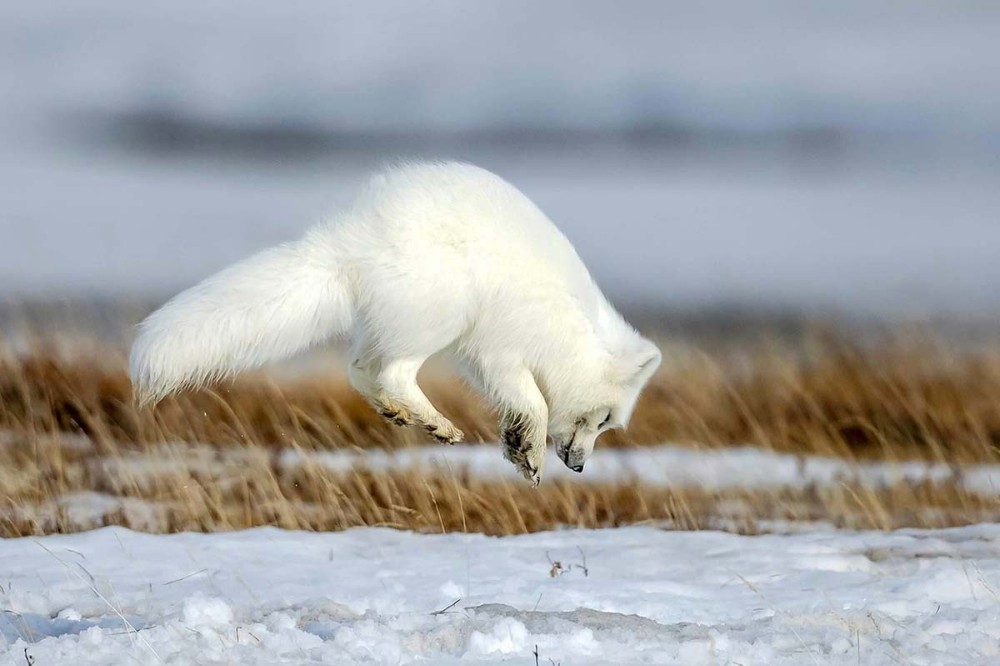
[{"xmin": 571, "ymin": 464, "xmax": 584, "ymax": 473}]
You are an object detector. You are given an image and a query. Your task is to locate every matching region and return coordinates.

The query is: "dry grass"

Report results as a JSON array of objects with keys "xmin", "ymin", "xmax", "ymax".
[
  {"xmin": 2, "ymin": 327, "xmax": 1000, "ymax": 537},
  {"xmin": 3, "ymin": 332, "xmax": 999, "ymax": 461},
  {"xmin": 3, "ymin": 435, "xmax": 997, "ymax": 538}
]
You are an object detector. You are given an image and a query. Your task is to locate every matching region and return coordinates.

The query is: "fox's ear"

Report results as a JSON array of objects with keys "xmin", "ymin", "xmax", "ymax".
[{"xmin": 615, "ymin": 339, "xmax": 661, "ymax": 386}]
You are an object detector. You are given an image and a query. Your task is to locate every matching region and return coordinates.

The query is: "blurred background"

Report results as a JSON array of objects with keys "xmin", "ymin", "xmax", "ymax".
[{"xmin": 3, "ymin": 0, "xmax": 999, "ymax": 330}]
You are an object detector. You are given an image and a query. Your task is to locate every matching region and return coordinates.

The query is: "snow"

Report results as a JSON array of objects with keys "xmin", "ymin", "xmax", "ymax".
[
  {"xmin": 4, "ymin": 524, "xmax": 1000, "ymax": 664},
  {"xmin": 282, "ymin": 443, "xmax": 999, "ymax": 495}
]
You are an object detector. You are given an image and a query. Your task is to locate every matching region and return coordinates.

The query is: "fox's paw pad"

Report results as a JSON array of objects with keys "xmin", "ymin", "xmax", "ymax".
[
  {"xmin": 500, "ymin": 419, "xmax": 527, "ymax": 459},
  {"xmin": 377, "ymin": 406, "xmax": 414, "ymax": 427},
  {"xmin": 425, "ymin": 422, "xmax": 464, "ymax": 445},
  {"xmin": 501, "ymin": 425, "xmax": 544, "ymax": 486}
]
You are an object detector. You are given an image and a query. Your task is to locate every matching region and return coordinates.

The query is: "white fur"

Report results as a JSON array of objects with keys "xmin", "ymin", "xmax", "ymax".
[{"xmin": 130, "ymin": 162, "xmax": 661, "ymax": 483}]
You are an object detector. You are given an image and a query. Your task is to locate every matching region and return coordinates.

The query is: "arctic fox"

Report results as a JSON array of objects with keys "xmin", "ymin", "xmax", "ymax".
[{"xmin": 130, "ymin": 162, "xmax": 660, "ymax": 484}]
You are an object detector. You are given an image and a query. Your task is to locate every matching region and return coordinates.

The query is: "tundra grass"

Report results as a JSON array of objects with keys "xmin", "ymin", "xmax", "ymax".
[{"xmin": 1, "ymin": 328, "xmax": 999, "ymax": 536}]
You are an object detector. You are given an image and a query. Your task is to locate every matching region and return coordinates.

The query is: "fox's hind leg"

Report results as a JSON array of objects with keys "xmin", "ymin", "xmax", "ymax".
[
  {"xmin": 350, "ymin": 285, "xmax": 468, "ymax": 443},
  {"xmin": 349, "ymin": 346, "xmax": 463, "ymax": 443},
  {"xmin": 349, "ymin": 357, "xmax": 413, "ymax": 426},
  {"xmin": 374, "ymin": 358, "xmax": 464, "ymax": 444}
]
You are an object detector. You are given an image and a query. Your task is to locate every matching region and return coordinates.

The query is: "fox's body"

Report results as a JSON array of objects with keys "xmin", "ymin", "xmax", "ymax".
[{"xmin": 131, "ymin": 162, "xmax": 660, "ymax": 483}]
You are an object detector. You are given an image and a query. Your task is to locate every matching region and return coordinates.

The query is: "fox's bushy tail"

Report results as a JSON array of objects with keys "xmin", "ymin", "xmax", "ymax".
[{"xmin": 129, "ymin": 237, "xmax": 352, "ymax": 405}]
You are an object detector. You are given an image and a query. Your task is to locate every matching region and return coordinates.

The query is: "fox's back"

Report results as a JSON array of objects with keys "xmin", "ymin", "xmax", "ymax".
[{"xmin": 331, "ymin": 162, "xmax": 600, "ymax": 310}]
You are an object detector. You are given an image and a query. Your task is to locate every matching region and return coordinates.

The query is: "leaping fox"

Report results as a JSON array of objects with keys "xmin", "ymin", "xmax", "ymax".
[{"xmin": 130, "ymin": 162, "xmax": 660, "ymax": 484}]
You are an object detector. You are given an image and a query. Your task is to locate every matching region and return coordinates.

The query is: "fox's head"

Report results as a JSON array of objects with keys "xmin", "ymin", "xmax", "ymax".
[{"xmin": 549, "ymin": 335, "xmax": 661, "ymax": 473}]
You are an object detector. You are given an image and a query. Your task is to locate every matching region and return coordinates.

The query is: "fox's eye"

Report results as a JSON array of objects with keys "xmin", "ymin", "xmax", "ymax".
[{"xmin": 598, "ymin": 410, "xmax": 612, "ymax": 428}]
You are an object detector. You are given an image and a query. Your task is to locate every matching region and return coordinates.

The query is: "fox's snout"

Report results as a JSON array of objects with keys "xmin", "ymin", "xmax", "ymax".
[{"xmin": 557, "ymin": 440, "xmax": 586, "ymax": 473}]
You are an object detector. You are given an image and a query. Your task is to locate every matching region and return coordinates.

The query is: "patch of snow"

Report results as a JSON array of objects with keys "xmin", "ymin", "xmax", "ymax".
[
  {"xmin": 91, "ymin": 443, "xmax": 270, "ymax": 493},
  {"xmin": 3, "ymin": 491, "xmax": 164, "ymax": 533},
  {"xmin": 962, "ymin": 468, "xmax": 1000, "ymax": 496},
  {"xmin": 3, "ymin": 524, "xmax": 1000, "ymax": 663},
  {"xmin": 282, "ymin": 443, "xmax": 1000, "ymax": 494},
  {"xmin": 182, "ymin": 594, "xmax": 234, "ymax": 629}
]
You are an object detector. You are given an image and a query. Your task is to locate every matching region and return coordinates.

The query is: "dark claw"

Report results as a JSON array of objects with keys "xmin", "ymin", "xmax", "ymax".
[
  {"xmin": 378, "ymin": 409, "xmax": 408, "ymax": 426},
  {"xmin": 570, "ymin": 464, "xmax": 584, "ymax": 473}
]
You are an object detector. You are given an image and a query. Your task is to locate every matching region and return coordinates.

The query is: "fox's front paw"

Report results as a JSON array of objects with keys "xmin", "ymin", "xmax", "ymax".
[
  {"xmin": 504, "ymin": 446, "xmax": 543, "ymax": 486},
  {"xmin": 518, "ymin": 448, "xmax": 545, "ymax": 487},
  {"xmin": 501, "ymin": 418, "xmax": 545, "ymax": 486}
]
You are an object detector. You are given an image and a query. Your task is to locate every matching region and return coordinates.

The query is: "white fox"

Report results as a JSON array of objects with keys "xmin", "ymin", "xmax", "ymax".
[{"xmin": 130, "ymin": 162, "xmax": 661, "ymax": 484}]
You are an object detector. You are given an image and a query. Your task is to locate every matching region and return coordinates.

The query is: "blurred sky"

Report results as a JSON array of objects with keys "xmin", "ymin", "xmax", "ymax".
[{"xmin": 2, "ymin": 1, "xmax": 999, "ymax": 316}]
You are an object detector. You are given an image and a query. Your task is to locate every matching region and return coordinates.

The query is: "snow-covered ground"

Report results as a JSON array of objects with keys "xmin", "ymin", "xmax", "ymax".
[
  {"xmin": 5, "ymin": 443, "xmax": 1000, "ymax": 663},
  {"xmin": 3, "ymin": 524, "xmax": 1000, "ymax": 664}
]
